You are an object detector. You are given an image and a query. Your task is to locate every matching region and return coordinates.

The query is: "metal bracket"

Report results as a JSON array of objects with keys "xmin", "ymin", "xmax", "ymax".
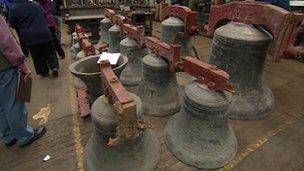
[
  {"xmin": 75, "ymin": 25, "xmax": 86, "ymax": 45},
  {"xmin": 104, "ymin": 8, "xmax": 116, "ymax": 20},
  {"xmin": 145, "ymin": 36, "xmax": 181, "ymax": 72},
  {"xmin": 145, "ymin": 36, "xmax": 235, "ymax": 93},
  {"xmin": 100, "ymin": 60, "xmax": 150, "ymax": 146},
  {"xmin": 81, "ymin": 39, "xmax": 96, "ymax": 56},
  {"xmin": 160, "ymin": 5, "xmax": 200, "ymax": 37},
  {"xmin": 122, "ymin": 24, "xmax": 146, "ymax": 48},
  {"xmin": 112, "ymin": 14, "xmax": 127, "ymax": 26},
  {"xmin": 180, "ymin": 57, "xmax": 235, "ymax": 93},
  {"xmin": 207, "ymin": 1, "xmax": 304, "ymax": 62}
]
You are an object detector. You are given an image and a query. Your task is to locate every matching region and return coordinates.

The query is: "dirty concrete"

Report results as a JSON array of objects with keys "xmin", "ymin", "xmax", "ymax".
[{"xmin": 0, "ymin": 22, "xmax": 304, "ymax": 171}]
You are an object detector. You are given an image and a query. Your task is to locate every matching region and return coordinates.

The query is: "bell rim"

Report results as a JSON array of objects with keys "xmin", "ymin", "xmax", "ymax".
[
  {"xmin": 165, "ymin": 112, "xmax": 238, "ymax": 169},
  {"xmin": 69, "ymin": 55, "xmax": 128, "ymax": 77}
]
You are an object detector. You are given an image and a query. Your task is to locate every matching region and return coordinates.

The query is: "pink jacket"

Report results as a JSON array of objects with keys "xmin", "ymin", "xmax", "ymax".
[{"xmin": 0, "ymin": 16, "xmax": 30, "ymax": 73}]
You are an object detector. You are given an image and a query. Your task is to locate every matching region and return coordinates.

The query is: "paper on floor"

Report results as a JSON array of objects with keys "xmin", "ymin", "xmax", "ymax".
[
  {"xmin": 43, "ymin": 155, "xmax": 51, "ymax": 162},
  {"xmin": 97, "ymin": 52, "xmax": 121, "ymax": 65}
]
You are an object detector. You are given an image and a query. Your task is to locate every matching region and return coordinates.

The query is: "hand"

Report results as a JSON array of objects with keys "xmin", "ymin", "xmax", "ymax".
[{"xmin": 23, "ymin": 71, "xmax": 31, "ymax": 82}]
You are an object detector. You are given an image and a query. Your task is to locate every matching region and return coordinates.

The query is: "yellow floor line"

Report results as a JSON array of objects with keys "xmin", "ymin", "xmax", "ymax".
[
  {"xmin": 68, "ymin": 57, "xmax": 84, "ymax": 171},
  {"xmin": 220, "ymin": 118, "xmax": 296, "ymax": 171}
]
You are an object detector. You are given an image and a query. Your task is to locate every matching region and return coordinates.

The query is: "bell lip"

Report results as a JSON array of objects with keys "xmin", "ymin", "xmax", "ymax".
[
  {"xmin": 69, "ymin": 55, "xmax": 128, "ymax": 77},
  {"xmin": 164, "ymin": 113, "xmax": 238, "ymax": 169}
]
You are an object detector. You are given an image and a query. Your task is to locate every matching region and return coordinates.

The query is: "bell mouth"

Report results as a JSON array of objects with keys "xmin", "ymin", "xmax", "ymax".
[{"xmin": 69, "ymin": 55, "xmax": 128, "ymax": 77}]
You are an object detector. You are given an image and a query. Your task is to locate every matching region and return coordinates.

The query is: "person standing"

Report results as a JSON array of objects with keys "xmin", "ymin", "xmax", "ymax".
[
  {"xmin": 36, "ymin": 0, "xmax": 65, "ymax": 59},
  {"xmin": 50, "ymin": 0, "xmax": 63, "ymax": 43},
  {"xmin": 1, "ymin": 0, "xmax": 30, "ymax": 57},
  {"xmin": 0, "ymin": 14, "xmax": 47, "ymax": 147},
  {"xmin": 9, "ymin": 0, "xmax": 59, "ymax": 77}
]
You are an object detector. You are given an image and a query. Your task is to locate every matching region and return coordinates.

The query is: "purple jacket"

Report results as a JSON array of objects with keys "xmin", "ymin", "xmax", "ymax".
[
  {"xmin": 36, "ymin": 0, "xmax": 56, "ymax": 27},
  {"xmin": 0, "ymin": 16, "xmax": 29, "ymax": 73}
]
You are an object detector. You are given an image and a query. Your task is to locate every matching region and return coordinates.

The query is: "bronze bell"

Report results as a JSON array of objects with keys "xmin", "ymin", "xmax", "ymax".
[
  {"xmin": 161, "ymin": 16, "xmax": 195, "ymax": 56},
  {"xmin": 119, "ymin": 37, "xmax": 148, "ymax": 93},
  {"xmin": 98, "ymin": 17, "xmax": 112, "ymax": 45},
  {"xmin": 108, "ymin": 24, "xmax": 122, "ymax": 53},
  {"xmin": 84, "ymin": 92, "xmax": 160, "ymax": 171},
  {"xmin": 138, "ymin": 54, "xmax": 180, "ymax": 116},
  {"xmin": 69, "ymin": 55, "xmax": 128, "ymax": 103},
  {"xmin": 209, "ymin": 22, "xmax": 275, "ymax": 120},
  {"xmin": 165, "ymin": 81, "xmax": 238, "ymax": 169}
]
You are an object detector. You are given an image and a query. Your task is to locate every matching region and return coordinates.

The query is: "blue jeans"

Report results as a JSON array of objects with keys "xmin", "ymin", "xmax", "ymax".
[{"xmin": 0, "ymin": 69, "xmax": 34, "ymax": 145}]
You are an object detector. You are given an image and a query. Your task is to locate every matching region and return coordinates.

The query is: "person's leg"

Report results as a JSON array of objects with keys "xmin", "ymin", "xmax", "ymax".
[
  {"xmin": 55, "ymin": 16, "xmax": 62, "ymax": 43},
  {"xmin": 28, "ymin": 44, "xmax": 50, "ymax": 76},
  {"xmin": 0, "ymin": 104, "xmax": 16, "ymax": 144},
  {"xmin": 16, "ymin": 31, "xmax": 29, "ymax": 57},
  {"xmin": 49, "ymin": 26, "xmax": 65, "ymax": 59},
  {"xmin": 0, "ymin": 69, "xmax": 34, "ymax": 145},
  {"xmin": 41, "ymin": 41, "xmax": 59, "ymax": 76},
  {"xmin": 43, "ymin": 41, "xmax": 59, "ymax": 70}
]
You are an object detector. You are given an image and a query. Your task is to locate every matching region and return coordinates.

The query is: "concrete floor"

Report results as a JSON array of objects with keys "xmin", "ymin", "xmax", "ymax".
[{"xmin": 0, "ymin": 22, "xmax": 304, "ymax": 171}]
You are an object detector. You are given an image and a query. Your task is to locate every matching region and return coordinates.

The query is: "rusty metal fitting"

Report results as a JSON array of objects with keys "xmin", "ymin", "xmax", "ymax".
[
  {"xmin": 82, "ymin": 39, "xmax": 96, "ymax": 56},
  {"xmin": 145, "ymin": 37, "xmax": 234, "ymax": 92},
  {"xmin": 100, "ymin": 60, "xmax": 151, "ymax": 146},
  {"xmin": 112, "ymin": 14, "xmax": 127, "ymax": 26},
  {"xmin": 145, "ymin": 36, "xmax": 182, "ymax": 72},
  {"xmin": 122, "ymin": 24, "xmax": 146, "ymax": 48},
  {"xmin": 207, "ymin": 1, "xmax": 304, "ymax": 62},
  {"xmin": 95, "ymin": 43, "xmax": 109, "ymax": 53},
  {"xmin": 160, "ymin": 5, "xmax": 199, "ymax": 37},
  {"xmin": 77, "ymin": 33, "xmax": 88, "ymax": 47},
  {"xmin": 180, "ymin": 57, "xmax": 235, "ymax": 93},
  {"xmin": 75, "ymin": 24, "xmax": 85, "ymax": 34},
  {"xmin": 104, "ymin": 8, "xmax": 116, "ymax": 20}
]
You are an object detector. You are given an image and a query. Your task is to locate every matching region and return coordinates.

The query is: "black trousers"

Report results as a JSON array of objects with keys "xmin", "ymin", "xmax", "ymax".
[
  {"xmin": 16, "ymin": 30, "xmax": 29, "ymax": 57},
  {"xmin": 28, "ymin": 41, "xmax": 59, "ymax": 76},
  {"xmin": 49, "ymin": 26, "xmax": 65, "ymax": 58}
]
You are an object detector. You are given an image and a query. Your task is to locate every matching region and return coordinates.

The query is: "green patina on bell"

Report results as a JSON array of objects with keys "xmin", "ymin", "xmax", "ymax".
[
  {"xmin": 84, "ymin": 92, "xmax": 160, "ymax": 171},
  {"xmin": 209, "ymin": 22, "xmax": 274, "ymax": 120},
  {"xmin": 165, "ymin": 81, "xmax": 238, "ymax": 169},
  {"xmin": 138, "ymin": 54, "xmax": 181, "ymax": 117}
]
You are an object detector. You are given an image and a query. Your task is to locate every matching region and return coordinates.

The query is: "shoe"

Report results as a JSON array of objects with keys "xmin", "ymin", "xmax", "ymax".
[
  {"xmin": 41, "ymin": 73, "xmax": 50, "ymax": 77},
  {"xmin": 20, "ymin": 126, "xmax": 47, "ymax": 148},
  {"xmin": 52, "ymin": 68, "xmax": 58, "ymax": 77},
  {"xmin": 5, "ymin": 138, "xmax": 17, "ymax": 147}
]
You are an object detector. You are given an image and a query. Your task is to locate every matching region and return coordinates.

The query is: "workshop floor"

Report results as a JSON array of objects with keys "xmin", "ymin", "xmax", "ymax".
[{"xmin": 0, "ymin": 22, "xmax": 304, "ymax": 171}]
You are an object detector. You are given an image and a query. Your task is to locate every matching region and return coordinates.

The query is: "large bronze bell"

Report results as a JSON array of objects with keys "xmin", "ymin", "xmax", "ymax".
[
  {"xmin": 119, "ymin": 37, "xmax": 148, "ymax": 92},
  {"xmin": 98, "ymin": 17, "xmax": 112, "ymax": 45},
  {"xmin": 165, "ymin": 81, "xmax": 238, "ymax": 169},
  {"xmin": 138, "ymin": 54, "xmax": 180, "ymax": 116},
  {"xmin": 108, "ymin": 24, "xmax": 122, "ymax": 53},
  {"xmin": 69, "ymin": 55, "xmax": 128, "ymax": 103},
  {"xmin": 209, "ymin": 22, "xmax": 275, "ymax": 120},
  {"xmin": 161, "ymin": 16, "xmax": 195, "ymax": 56},
  {"xmin": 84, "ymin": 92, "xmax": 160, "ymax": 171}
]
